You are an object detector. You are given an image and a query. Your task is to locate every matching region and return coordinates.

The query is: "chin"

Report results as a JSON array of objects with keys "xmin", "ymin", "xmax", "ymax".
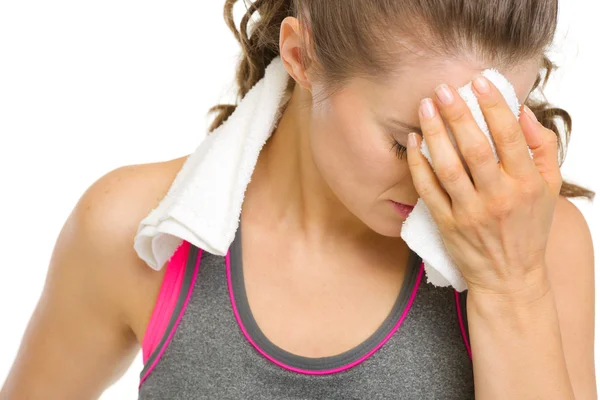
[
  {"xmin": 363, "ymin": 215, "xmax": 405, "ymax": 238},
  {"xmin": 374, "ymin": 224, "xmax": 404, "ymax": 238}
]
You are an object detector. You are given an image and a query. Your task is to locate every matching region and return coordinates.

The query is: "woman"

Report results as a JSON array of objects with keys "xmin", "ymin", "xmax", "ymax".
[{"xmin": 1, "ymin": 0, "xmax": 596, "ymax": 398}]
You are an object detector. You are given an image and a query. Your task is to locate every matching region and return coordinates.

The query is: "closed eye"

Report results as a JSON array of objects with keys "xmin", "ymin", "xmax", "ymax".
[{"xmin": 390, "ymin": 139, "xmax": 408, "ymax": 160}]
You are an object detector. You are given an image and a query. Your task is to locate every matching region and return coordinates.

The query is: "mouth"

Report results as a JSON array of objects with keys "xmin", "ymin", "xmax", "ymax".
[{"xmin": 389, "ymin": 200, "xmax": 415, "ymax": 218}]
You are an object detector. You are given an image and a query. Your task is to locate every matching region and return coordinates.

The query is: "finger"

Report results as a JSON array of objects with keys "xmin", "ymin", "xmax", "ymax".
[
  {"xmin": 406, "ymin": 132, "xmax": 453, "ymax": 219},
  {"xmin": 472, "ymin": 75, "xmax": 538, "ymax": 179},
  {"xmin": 520, "ymin": 105, "xmax": 563, "ymax": 196},
  {"xmin": 418, "ymin": 98, "xmax": 477, "ymax": 204},
  {"xmin": 432, "ymin": 83, "xmax": 505, "ymax": 196}
]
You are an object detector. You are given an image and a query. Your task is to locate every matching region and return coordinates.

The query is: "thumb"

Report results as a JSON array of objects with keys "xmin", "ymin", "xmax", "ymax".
[{"xmin": 520, "ymin": 105, "xmax": 562, "ymax": 196}]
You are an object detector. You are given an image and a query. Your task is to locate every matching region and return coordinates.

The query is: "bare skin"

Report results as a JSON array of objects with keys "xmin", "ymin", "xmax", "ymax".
[
  {"xmin": 0, "ymin": 158, "xmax": 186, "ymax": 399},
  {"xmin": 1, "ymin": 16, "xmax": 595, "ymax": 400}
]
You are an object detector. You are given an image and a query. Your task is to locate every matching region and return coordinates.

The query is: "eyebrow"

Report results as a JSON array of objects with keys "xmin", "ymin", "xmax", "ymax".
[{"xmin": 386, "ymin": 118, "xmax": 423, "ymax": 136}]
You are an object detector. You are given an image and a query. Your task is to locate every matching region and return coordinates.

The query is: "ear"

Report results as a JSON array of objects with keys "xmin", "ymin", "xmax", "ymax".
[{"xmin": 279, "ymin": 16, "xmax": 312, "ymax": 91}]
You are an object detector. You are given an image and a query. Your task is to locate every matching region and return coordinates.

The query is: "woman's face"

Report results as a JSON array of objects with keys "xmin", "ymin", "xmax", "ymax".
[{"xmin": 307, "ymin": 58, "xmax": 541, "ymax": 237}]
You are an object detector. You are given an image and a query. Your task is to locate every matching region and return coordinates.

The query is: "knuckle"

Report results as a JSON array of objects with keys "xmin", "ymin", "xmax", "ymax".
[
  {"xmin": 413, "ymin": 179, "xmax": 434, "ymax": 197},
  {"xmin": 436, "ymin": 164, "xmax": 464, "ymax": 183},
  {"xmin": 425, "ymin": 126, "xmax": 445, "ymax": 138},
  {"xmin": 520, "ymin": 179, "xmax": 544, "ymax": 198},
  {"xmin": 463, "ymin": 142, "xmax": 493, "ymax": 167},
  {"xmin": 545, "ymin": 130, "xmax": 559, "ymax": 146},
  {"xmin": 497, "ymin": 123, "xmax": 523, "ymax": 147},
  {"xmin": 482, "ymin": 97, "xmax": 503, "ymax": 111},
  {"xmin": 486, "ymin": 195, "xmax": 513, "ymax": 218},
  {"xmin": 456, "ymin": 211, "xmax": 484, "ymax": 230},
  {"xmin": 436, "ymin": 212, "xmax": 457, "ymax": 232},
  {"xmin": 446, "ymin": 108, "xmax": 468, "ymax": 124},
  {"xmin": 407, "ymin": 156, "xmax": 421, "ymax": 169}
]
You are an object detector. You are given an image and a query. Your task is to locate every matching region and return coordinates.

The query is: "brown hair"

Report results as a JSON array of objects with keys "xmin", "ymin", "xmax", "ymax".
[{"xmin": 209, "ymin": 0, "xmax": 595, "ymax": 201}]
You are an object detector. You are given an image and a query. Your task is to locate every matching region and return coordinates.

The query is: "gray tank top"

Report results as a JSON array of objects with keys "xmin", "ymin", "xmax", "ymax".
[{"xmin": 138, "ymin": 225, "xmax": 474, "ymax": 399}]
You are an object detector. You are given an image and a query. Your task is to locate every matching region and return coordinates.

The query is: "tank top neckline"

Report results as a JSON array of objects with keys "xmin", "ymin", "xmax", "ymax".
[{"xmin": 227, "ymin": 222, "xmax": 424, "ymax": 374}]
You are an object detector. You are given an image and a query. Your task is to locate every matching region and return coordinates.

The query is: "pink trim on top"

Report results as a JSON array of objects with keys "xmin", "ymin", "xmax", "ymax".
[
  {"xmin": 141, "ymin": 241, "xmax": 190, "ymax": 364},
  {"xmin": 455, "ymin": 291, "xmax": 473, "ymax": 360},
  {"xmin": 227, "ymin": 252, "xmax": 424, "ymax": 375},
  {"xmin": 139, "ymin": 243, "xmax": 202, "ymax": 387}
]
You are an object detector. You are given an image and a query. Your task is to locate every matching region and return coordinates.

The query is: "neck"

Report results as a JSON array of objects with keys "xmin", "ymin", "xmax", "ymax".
[{"xmin": 243, "ymin": 85, "xmax": 384, "ymax": 245}]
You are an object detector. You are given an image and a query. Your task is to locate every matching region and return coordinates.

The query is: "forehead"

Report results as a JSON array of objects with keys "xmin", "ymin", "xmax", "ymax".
[{"xmin": 353, "ymin": 56, "xmax": 541, "ymax": 123}]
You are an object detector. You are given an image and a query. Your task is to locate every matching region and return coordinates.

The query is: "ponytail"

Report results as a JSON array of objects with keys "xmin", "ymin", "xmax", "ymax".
[{"xmin": 208, "ymin": 0, "xmax": 295, "ymax": 132}]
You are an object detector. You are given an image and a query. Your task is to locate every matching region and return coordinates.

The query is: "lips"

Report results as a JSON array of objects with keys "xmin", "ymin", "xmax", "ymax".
[
  {"xmin": 390, "ymin": 200, "xmax": 415, "ymax": 218},
  {"xmin": 391, "ymin": 200, "xmax": 415, "ymax": 208}
]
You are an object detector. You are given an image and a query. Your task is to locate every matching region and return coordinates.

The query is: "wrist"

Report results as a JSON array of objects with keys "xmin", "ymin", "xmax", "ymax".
[{"xmin": 467, "ymin": 266, "xmax": 553, "ymax": 319}]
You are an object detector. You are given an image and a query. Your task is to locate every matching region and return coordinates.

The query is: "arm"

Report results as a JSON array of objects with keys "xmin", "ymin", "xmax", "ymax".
[
  {"xmin": 0, "ymin": 160, "xmax": 183, "ymax": 399},
  {"xmin": 0, "ymin": 187, "xmax": 138, "ymax": 398},
  {"xmin": 404, "ymin": 74, "xmax": 595, "ymax": 399},
  {"xmin": 468, "ymin": 196, "xmax": 595, "ymax": 399}
]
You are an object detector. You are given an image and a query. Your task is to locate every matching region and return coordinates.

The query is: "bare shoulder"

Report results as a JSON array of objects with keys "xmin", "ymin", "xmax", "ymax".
[
  {"xmin": 546, "ymin": 195, "xmax": 594, "ymax": 276},
  {"xmin": 80, "ymin": 156, "xmax": 188, "ymax": 232},
  {"xmin": 546, "ymin": 195, "xmax": 594, "ymax": 306},
  {"xmin": 71, "ymin": 155, "xmax": 190, "ymax": 339},
  {"xmin": 545, "ymin": 195, "xmax": 596, "ymax": 399},
  {"xmin": 0, "ymin": 155, "xmax": 189, "ymax": 399}
]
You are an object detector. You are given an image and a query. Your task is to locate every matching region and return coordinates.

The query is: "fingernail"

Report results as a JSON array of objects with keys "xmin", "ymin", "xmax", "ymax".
[
  {"xmin": 420, "ymin": 98, "xmax": 436, "ymax": 119},
  {"xmin": 408, "ymin": 132, "xmax": 418, "ymax": 148},
  {"xmin": 435, "ymin": 84, "xmax": 454, "ymax": 105},
  {"xmin": 524, "ymin": 105, "xmax": 538, "ymax": 122},
  {"xmin": 472, "ymin": 76, "xmax": 490, "ymax": 94}
]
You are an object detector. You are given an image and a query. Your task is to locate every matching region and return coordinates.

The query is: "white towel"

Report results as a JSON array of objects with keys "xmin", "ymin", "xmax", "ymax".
[
  {"xmin": 134, "ymin": 56, "xmax": 528, "ymax": 292},
  {"xmin": 134, "ymin": 56, "xmax": 292, "ymax": 270}
]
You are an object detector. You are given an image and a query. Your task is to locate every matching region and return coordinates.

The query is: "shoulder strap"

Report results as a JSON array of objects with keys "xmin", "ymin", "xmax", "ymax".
[
  {"xmin": 139, "ymin": 242, "xmax": 202, "ymax": 386},
  {"xmin": 455, "ymin": 289, "xmax": 472, "ymax": 360}
]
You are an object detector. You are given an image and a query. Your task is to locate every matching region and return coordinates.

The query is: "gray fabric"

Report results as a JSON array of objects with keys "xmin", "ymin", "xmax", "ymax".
[{"xmin": 139, "ymin": 230, "xmax": 474, "ymax": 399}]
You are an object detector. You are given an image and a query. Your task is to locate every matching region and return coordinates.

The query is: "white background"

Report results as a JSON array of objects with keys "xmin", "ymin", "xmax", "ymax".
[{"xmin": 0, "ymin": 1, "xmax": 598, "ymax": 399}]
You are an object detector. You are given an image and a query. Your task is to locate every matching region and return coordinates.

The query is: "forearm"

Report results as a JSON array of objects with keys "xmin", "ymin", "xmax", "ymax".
[{"xmin": 468, "ymin": 270, "xmax": 575, "ymax": 399}]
